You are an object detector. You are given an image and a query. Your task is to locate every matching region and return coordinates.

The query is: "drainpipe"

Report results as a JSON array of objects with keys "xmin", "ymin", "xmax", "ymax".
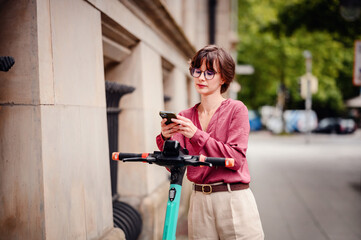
[{"xmin": 208, "ymin": 0, "xmax": 217, "ymax": 44}]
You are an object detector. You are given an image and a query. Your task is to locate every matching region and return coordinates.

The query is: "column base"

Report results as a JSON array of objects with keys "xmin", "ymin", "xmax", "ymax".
[{"xmin": 100, "ymin": 228, "xmax": 126, "ymax": 240}]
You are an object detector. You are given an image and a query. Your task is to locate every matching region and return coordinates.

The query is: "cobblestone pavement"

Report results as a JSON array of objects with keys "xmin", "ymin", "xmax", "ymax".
[{"xmin": 176, "ymin": 130, "xmax": 361, "ymax": 240}]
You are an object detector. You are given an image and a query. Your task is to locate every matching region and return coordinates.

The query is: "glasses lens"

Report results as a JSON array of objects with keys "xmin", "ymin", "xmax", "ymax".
[
  {"xmin": 205, "ymin": 70, "xmax": 215, "ymax": 80},
  {"xmin": 191, "ymin": 68, "xmax": 201, "ymax": 78}
]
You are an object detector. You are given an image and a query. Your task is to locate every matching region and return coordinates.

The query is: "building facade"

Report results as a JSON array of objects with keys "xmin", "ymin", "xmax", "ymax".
[{"xmin": 0, "ymin": 0, "xmax": 238, "ymax": 239}]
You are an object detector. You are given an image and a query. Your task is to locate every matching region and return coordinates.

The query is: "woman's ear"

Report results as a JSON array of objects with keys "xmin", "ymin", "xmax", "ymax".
[{"xmin": 220, "ymin": 78, "xmax": 225, "ymax": 85}]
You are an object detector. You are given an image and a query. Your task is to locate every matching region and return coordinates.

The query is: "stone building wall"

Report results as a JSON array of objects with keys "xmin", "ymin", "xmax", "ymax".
[{"xmin": 0, "ymin": 0, "xmax": 236, "ymax": 239}]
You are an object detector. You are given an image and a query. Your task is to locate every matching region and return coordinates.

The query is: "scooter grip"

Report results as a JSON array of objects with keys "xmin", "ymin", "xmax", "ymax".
[
  {"xmin": 204, "ymin": 157, "xmax": 234, "ymax": 168},
  {"xmin": 112, "ymin": 152, "xmax": 146, "ymax": 160}
]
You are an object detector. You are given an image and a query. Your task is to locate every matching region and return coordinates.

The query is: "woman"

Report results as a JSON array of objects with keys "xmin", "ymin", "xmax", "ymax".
[{"xmin": 156, "ymin": 45, "xmax": 264, "ymax": 239}]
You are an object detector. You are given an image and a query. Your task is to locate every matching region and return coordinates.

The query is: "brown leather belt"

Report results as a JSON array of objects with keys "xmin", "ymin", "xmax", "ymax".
[{"xmin": 194, "ymin": 182, "xmax": 249, "ymax": 194}]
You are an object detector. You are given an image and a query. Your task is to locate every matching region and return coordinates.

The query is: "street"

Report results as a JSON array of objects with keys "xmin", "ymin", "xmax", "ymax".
[{"xmin": 248, "ymin": 130, "xmax": 361, "ymax": 240}]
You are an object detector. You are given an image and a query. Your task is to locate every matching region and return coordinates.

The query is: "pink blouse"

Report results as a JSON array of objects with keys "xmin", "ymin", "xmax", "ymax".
[{"xmin": 156, "ymin": 98, "xmax": 251, "ymax": 184}]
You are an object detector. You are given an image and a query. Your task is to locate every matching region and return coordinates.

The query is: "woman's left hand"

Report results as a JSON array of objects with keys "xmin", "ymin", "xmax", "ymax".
[{"xmin": 171, "ymin": 115, "xmax": 198, "ymax": 139}]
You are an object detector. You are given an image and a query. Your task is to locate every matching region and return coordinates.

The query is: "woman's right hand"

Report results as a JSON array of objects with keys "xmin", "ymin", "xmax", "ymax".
[{"xmin": 161, "ymin": 118, "xmax": 179, "ymax": 139}]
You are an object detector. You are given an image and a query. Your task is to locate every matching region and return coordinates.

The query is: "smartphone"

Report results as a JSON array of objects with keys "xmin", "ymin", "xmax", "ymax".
[{"xmin": 159, "ymin": 111, "xmax": 177, "ymax": 125}]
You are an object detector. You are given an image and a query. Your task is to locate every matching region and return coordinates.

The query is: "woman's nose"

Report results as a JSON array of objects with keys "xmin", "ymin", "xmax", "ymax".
[{"xmin": 199, "ymin": 72, "xmax": 206, "ymax": 80}]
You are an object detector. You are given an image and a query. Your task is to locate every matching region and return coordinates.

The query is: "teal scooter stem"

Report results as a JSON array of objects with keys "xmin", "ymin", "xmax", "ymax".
[{"xmin": 162, "ymin": 167, "xmax": 186, "ymax": 240}]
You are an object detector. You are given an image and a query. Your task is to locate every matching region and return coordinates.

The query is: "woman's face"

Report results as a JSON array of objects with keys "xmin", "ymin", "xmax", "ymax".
[{"xmin": 193, "ymin": 60, "xmax": 224, "ymax": 96}]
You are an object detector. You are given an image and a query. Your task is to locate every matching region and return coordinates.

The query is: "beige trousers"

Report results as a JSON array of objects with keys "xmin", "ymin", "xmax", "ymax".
[{"xmin": 188, "ymin": 187, "xmax": 264, "ymax": 240}]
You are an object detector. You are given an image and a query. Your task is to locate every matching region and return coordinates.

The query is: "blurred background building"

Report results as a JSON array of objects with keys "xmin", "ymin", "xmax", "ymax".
[{"xmin": 0, "ymin": 0, "xmax": 239, "ymax": 239}]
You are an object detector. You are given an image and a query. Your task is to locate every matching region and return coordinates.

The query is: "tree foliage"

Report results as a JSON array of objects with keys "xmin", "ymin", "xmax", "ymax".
[
  {"xmin": 237, "ymin": 0, "xmax": 361, "ymax": 118},
  {"xmin": 265, "ymin": 0, "xmax": 361, "ymax": 47}
]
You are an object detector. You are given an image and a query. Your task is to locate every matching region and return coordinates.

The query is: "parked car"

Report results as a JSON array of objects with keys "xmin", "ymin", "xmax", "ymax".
[
  {"xmin": 264, "ymin": 109, "xmax": 318, "ymax": 134},
  {"xmin": 313, "ymin": 118, "xmax": 357, "ymax": 134},
  {"xmin": 284, "ymin": 110, "xmax": 318, "ymax": 133},
  {"xmin": 249, "ymin": 110, "xmax": 262, "ymax": 131}
]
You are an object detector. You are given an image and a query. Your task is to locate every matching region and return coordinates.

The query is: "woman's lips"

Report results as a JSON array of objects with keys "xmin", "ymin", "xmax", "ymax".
[{"xmin": 197, "ymin": 84, "xmax": 207, "ymax": 88}]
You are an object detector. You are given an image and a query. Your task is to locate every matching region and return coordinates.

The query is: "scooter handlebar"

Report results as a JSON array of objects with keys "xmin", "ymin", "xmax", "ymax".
[
  {"xmin": 112, "ymin": 151, "xmax": 234, "ymax": 168},
  {"xmin": 197, "ymin": 155, "xmax": 234, "ymax": 168}
]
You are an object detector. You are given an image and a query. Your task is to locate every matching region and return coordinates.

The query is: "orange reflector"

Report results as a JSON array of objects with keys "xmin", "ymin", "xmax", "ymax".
[
  {"xmin": 225, "ymin": 158, "xmax": 234, "ymax": 167},
  {"xmin": 112, "ymin": 152, "xmax": 119, "ymax": 160},
  {"xmin": 199, "ymin": 154, "xmax": 206, "ymax": 167},
  {"xmin": 142, "ymin": 153, "xmax": 149, "ymax": 158}
]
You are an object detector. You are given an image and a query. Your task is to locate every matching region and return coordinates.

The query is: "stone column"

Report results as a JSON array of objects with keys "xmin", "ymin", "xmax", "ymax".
[
  {"xmin": 216, "ymin": 0, "xmax": 232, "ymax": 50},
  {"xmin": 105, "ymin": 42, "xmax": 174, "ymax": 239},
  {"xmin": 163, "ymin": 68, "xmax": 188, "ymax": 113},
  {"xmin": 0, "ymin": 1, "xmax": 45, "ymax": 238},
  {"xmin": 105, "ymin": 42, "xmax": 168, "ymax": 202}
]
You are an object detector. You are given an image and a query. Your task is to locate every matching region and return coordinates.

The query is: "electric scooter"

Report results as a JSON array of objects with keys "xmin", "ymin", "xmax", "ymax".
[{"xmin": 112, "ymin": 140, "xmax": 234, "ymax": 240}]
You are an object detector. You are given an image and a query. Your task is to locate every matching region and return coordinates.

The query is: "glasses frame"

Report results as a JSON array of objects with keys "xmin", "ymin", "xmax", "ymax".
[{"xmin": 190, "ymin": 67, "xmax": 218, "ymax": 80}]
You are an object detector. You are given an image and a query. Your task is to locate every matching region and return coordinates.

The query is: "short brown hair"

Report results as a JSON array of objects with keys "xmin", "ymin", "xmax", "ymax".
[{"xmin": 189, "ymin": 45, "xmax": 235, "ymax": 94}]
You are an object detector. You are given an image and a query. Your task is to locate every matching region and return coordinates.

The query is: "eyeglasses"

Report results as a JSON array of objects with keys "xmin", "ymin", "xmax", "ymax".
[{"xmin": 190, "ymin": 68, "xmax": 218, "ymax": 80}]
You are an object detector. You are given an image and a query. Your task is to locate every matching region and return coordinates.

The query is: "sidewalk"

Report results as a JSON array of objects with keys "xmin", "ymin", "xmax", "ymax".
[{"xmin": 248, "ymin": 130, "xmax": 361, "ymax": 240}]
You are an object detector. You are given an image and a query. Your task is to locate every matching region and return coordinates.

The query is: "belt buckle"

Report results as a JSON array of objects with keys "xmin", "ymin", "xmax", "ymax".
[{"xmin": 201, "ymin": 184, "xmax": 212, "ymax": 194}]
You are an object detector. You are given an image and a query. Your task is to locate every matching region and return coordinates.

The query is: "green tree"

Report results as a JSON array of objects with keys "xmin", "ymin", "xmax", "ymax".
[{"xmin": 237, "ymin": 0, "xmax": 361, "ymax": 118}]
